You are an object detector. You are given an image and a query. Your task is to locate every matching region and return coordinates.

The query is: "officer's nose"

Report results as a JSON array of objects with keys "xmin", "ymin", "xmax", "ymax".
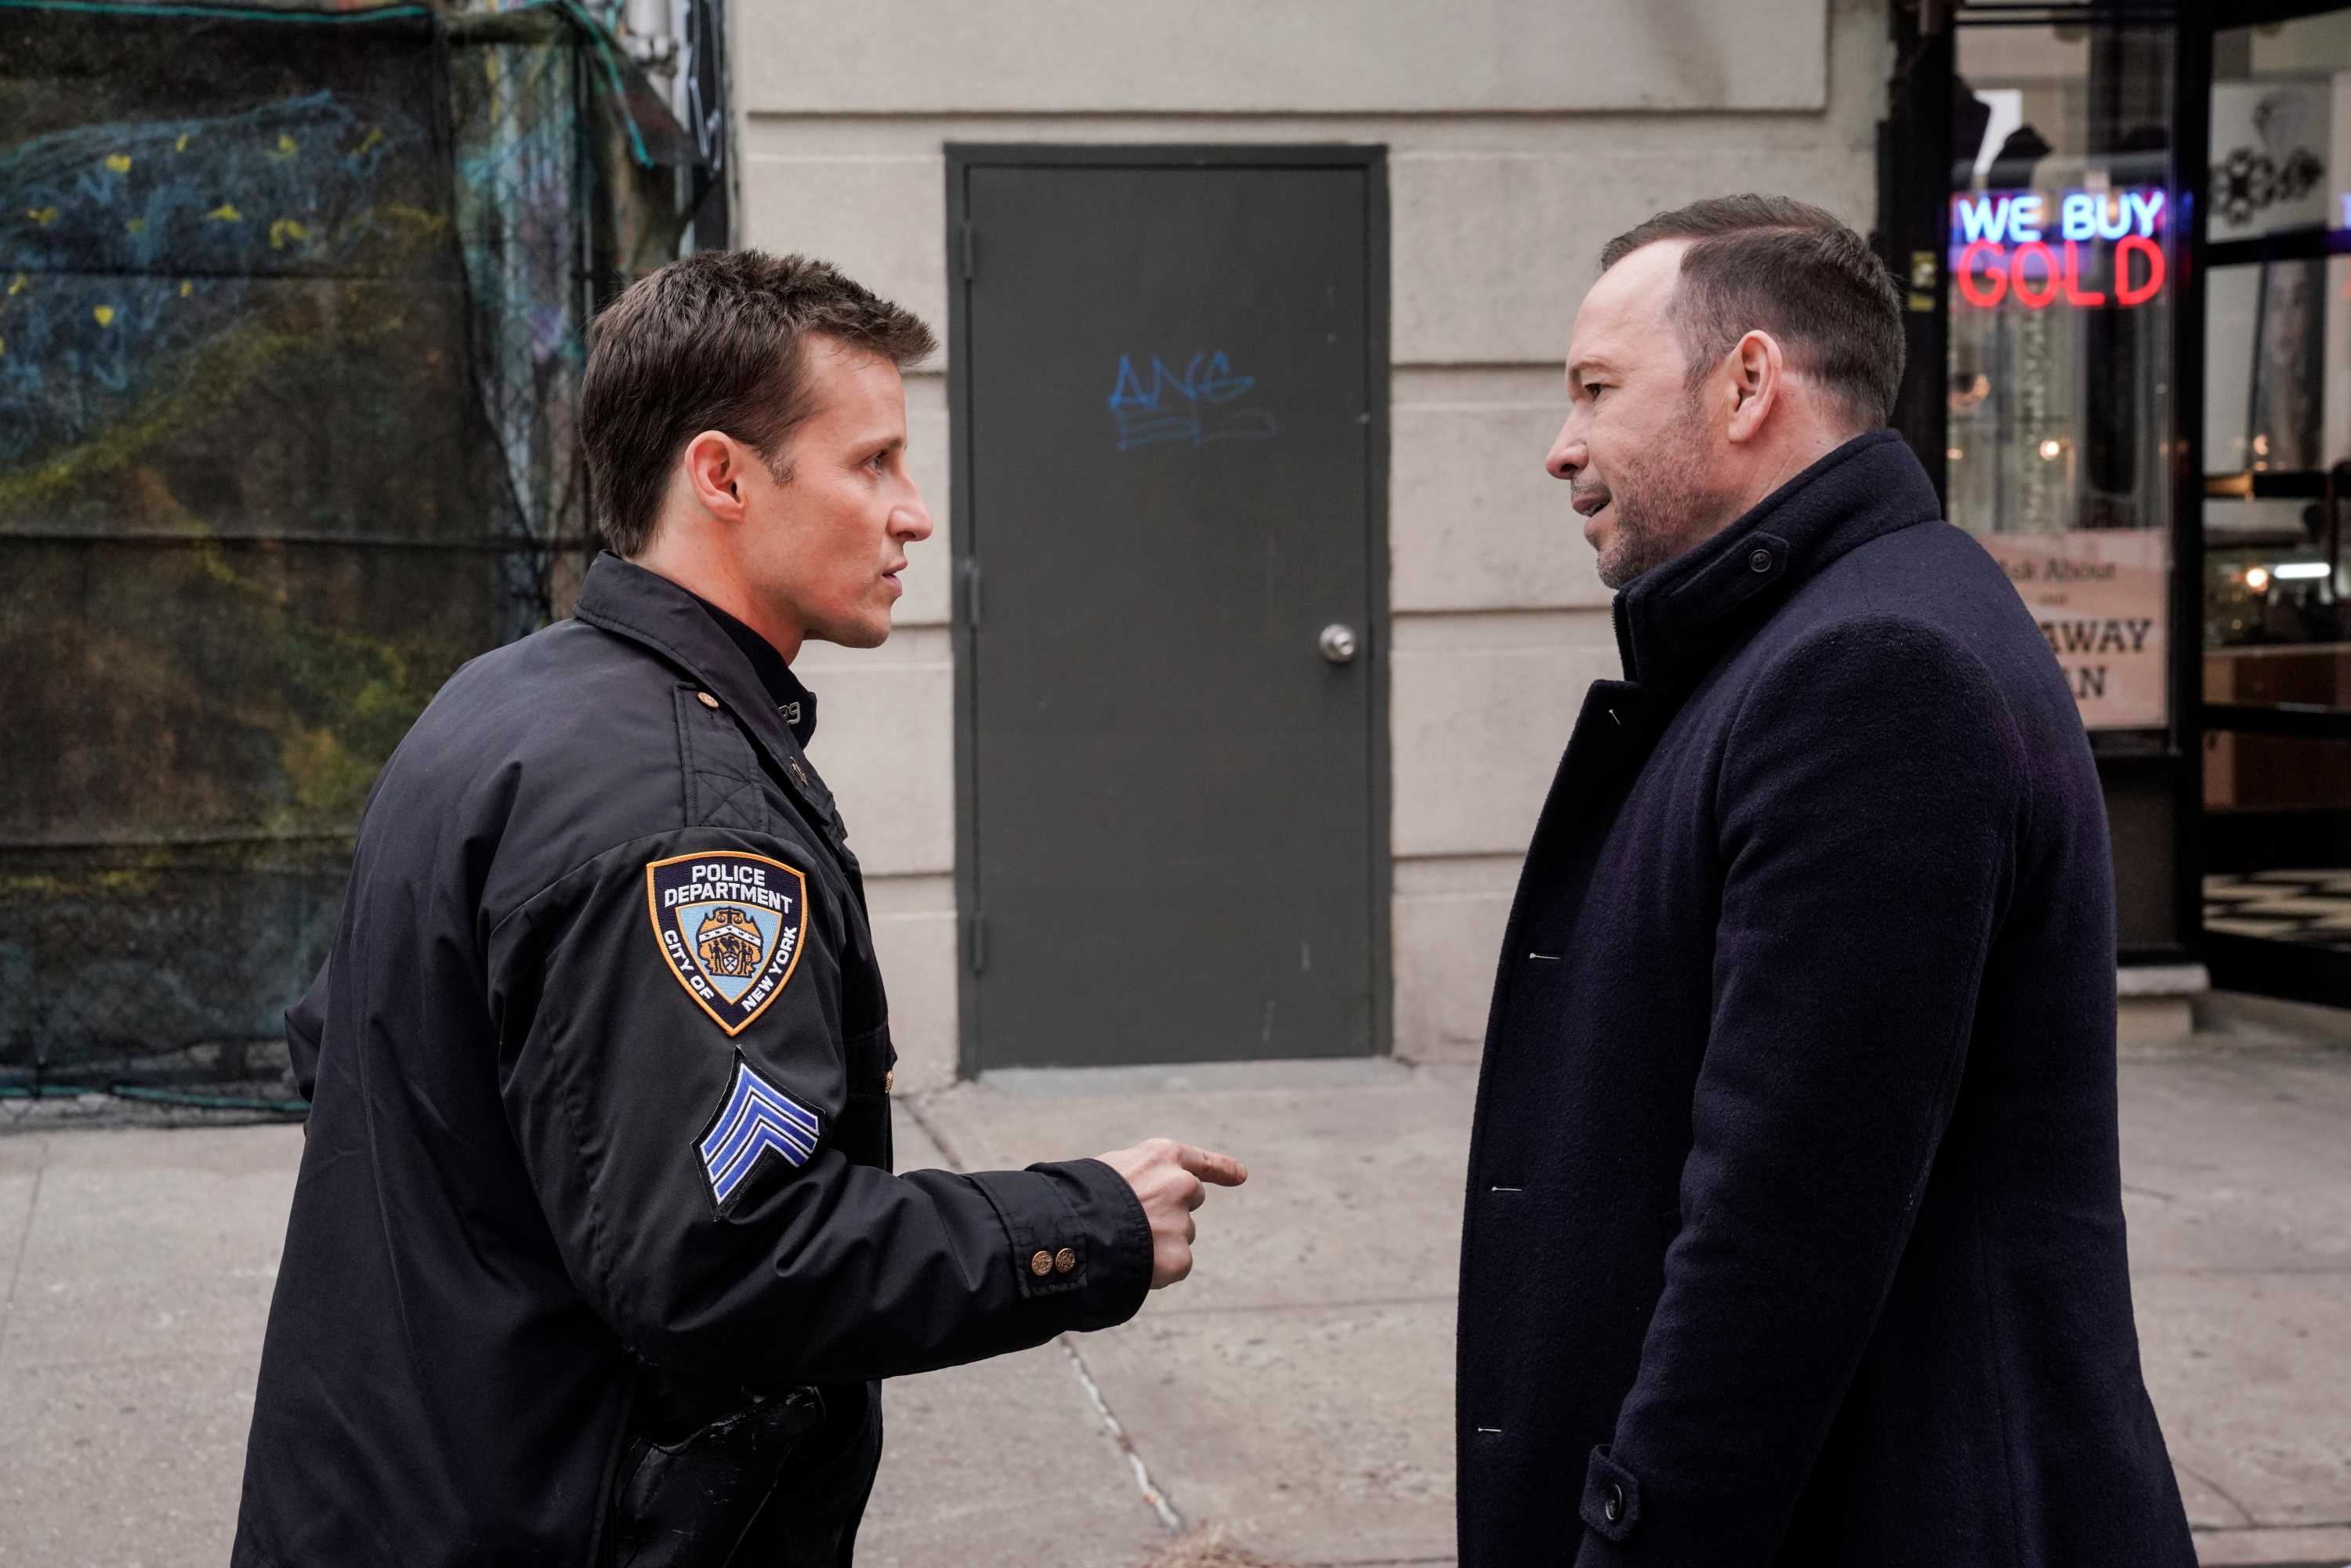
[
  {"xmin": 1545, "ymin": 416, "xmax": 1585, "ymax": 484},
  {"xmin": 893, "ymin": 483, "xmax": 934, "ymax": 544}
]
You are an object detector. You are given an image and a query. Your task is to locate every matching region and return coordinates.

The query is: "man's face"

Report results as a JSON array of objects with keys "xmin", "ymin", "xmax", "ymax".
[
  {"xmin": 740, "ymin": 336, "xmax": 932, "ymax": 648},
  {"xmin": 1546, "ymin": 241, "xmax": 1737, "ymax": 590}
]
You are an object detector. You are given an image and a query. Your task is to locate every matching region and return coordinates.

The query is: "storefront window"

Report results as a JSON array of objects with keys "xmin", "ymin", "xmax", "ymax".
[
  {"xmin": 2203, "ymin": 13, "xmax": 2350, "ymax": 671},
  {"xmin": 2199, "ymin": 10, "xmax": 2351, "ymax": 1000},
  {"xmin": 1949, "ymin": 24, "xmax": 2176, "ymax": 730}
]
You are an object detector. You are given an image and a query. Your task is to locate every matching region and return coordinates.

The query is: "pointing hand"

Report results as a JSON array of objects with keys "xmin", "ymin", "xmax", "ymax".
[{"xmin": 1097, "ymin": 1138, "xmax": 1249, "ymax": 1288}]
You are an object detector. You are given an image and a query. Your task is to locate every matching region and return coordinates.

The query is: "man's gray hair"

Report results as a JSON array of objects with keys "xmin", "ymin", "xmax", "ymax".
[{"xmin": 1599, "ymin": 195, "xmax": 1905, "ymax": 429}]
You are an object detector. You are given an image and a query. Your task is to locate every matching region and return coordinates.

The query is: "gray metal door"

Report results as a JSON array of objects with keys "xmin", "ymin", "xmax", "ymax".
[{"xmin": 950, "ymin": 147, "xmax": 1387, "ymax": 1070}]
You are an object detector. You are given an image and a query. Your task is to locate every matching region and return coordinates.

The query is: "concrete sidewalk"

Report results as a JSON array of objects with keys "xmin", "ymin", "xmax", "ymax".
[{"xmin": 3, "ymin": 1029, "xmax": 2348, "ymax": 1566}]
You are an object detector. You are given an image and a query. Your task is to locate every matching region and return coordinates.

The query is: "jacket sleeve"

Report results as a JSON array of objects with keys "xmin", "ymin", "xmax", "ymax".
[
  {"xmin": 485, "ymin": 826, "xmax": 1153, "ymax": 1386},
  {"xmin": 1574, "ymin": 618, "xmax": 2029, "ymax": 1565}
]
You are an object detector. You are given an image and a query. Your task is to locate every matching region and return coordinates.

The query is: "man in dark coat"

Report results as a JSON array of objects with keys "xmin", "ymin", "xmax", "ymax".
[
  {"xmin": 234, "ymin": 251, "xmax": 1245, "ymax": 1567},
  {"xmin": 1455, "ymin": 197, "xmax": 2195, "ymax": 1566}
]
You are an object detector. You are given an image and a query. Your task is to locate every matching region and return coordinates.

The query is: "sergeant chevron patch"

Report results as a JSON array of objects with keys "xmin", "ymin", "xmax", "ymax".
[
  {"xmin": 699, "ymin": 1057, "xmax": 821, "ymax": 1208},
  {"xmin": 645, "ymin": 850, "xmax": 810, "ymax": 1036}
]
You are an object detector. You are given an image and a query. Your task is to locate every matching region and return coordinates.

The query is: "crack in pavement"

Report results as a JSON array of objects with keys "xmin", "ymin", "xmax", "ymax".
[
  {"xmin": 2175, "ymin": 1458, "xmax": 2256, "ymax": 1527},
  {"xmin": 1061, "ymin": 1332, "xmax": 1185, "ymax": 1534},
  {"xmin": 898, "ymin": 1095, "xmax": 1190, "ymax": 1535},
  {"xmin": 1, "ymin": 1142, "xmax": 48, "ymax": 1353},
  {"xmin": 896, "ymin": 1093, "xmax": 969, "ymax": 1172}
]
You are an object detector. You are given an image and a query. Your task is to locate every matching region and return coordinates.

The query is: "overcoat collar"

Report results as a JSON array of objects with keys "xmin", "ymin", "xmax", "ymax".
[
  {"xmin": 1611, "ymin": 429, "xmax": 1943, "ymax": 691},
  {"xmin": 572, "ymin": 551, "xmax": 837, "ymax": 823}
]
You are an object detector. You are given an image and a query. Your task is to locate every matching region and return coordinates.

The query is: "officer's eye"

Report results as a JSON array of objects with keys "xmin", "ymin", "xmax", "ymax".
[{"xmin": 1584, "ymin": 382, "xmax": 1607, "ymax": 402}]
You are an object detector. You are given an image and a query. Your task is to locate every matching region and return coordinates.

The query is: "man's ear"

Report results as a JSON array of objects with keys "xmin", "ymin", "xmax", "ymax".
[
  {"xmin": 683, "ymin": 430, "xmax": 750, "ymax": 522},
  {"xmin": 1725, "ymin": 330, "xmax": 1784, "ymax": 444}
]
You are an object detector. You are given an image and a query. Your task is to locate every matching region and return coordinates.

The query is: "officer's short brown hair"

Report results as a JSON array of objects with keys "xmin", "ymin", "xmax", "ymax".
[
  {"xmin": 581, "ymin": 250, "xmax": 936, "ymax": 557},
  {"xmin": 1599, "ymin": 195, "xmax": 1904, "ymax": 431}
]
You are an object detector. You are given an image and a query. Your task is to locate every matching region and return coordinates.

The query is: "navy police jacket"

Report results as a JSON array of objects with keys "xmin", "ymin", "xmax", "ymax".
[
  {"xmin": 234, "ymin": 553, "xmax": 1153, "ymax": 1566},
  {"xmin": 1456, "ymin": 433, "xmax": 2197, "ymax": 1566}
]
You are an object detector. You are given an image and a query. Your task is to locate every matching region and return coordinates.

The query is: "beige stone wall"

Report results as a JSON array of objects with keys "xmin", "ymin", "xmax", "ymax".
[
  {"xmin": 740, "ymin": 0, "xmax": 1830, "ymax": 116},
  {"xmin": 749, "ymin": 0, "xmax": 1890, "ymax": 1087}
]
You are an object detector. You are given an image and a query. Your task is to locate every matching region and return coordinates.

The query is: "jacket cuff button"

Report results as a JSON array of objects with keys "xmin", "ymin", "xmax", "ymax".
[
  {"xmin": 1603, "ymin": 1482, "xmax": 1625, "ymax": 1523},
  {"xmin": 1030, "ymin": 1249, "xmax": 1055, "ymax": 1277},
  {"xmin": 1054, "ymin": 1247, "xmax": 1078, "ymax": 1274}
]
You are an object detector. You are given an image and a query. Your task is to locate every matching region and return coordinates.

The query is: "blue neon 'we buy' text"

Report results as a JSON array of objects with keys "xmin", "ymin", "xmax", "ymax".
[{"xmin": 1951, "ymin": 189, "xmax": 2166, "ymax": 245}]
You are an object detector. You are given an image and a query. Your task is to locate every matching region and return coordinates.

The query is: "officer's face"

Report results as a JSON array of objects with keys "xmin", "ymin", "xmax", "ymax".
[
  {"xmin": 1545, "ymin": 241, "xmax": 1738, "ymax": 590},
  {"xmin": 749, "ymin": 338, "xmax": 934, "ymax": 649}
]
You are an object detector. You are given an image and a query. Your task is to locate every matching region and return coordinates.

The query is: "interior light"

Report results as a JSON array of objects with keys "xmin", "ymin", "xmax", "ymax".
[
  {"xmin": 2245, "ymin": 566, "xmax": 2272, "ymax": 592},
  {"xmin": 2038, "ymin": 438, "xmax": 2064, "ymax": 460},
  {"xmin": 2252, "ymin": 433, "xmax": 2271, "ymax": 457},
  {"xmin": 2273, "ymin": 562, "xmax": 2331, "ymax": 581},
  {"xmin": 1947, "ymin": 447, "xmax": 1965, "ymax": 462}
]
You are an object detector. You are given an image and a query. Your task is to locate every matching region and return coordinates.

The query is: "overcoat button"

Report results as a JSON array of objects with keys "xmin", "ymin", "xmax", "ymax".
[
  {"xmin": 1054, "ymin": 1248, "xmax": 1078, "ymax": 1274},
  {"xmin": 1748, "ymin": 548, "xmax": 1773, "ymax": 574},
  {"xmin": 695, "ymin": 690, "xmax": 720, "ymax": 709},
  {"xmin": 1603, "ymin": 1482, "xmax": 1625, "ymax": 1523},
  {"xmin": 1030, "ymin": 1250, "xmax": 1054, "ymax": 1277}
]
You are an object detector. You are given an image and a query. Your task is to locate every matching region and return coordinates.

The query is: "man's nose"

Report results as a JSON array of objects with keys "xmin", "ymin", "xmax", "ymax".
[
  {"xmin": 1546, "ymin": 419, "xmax": 1584, "ymax": 483},
  {"xmin": 894, "ymin": 483, "xmax": 935, "ymax": 542}
]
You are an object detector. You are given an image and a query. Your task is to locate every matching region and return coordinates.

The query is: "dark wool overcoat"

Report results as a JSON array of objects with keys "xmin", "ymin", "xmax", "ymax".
[{"xmin": 1455, "ymin": 432, "xmax": 2196, "ymax": 1567}]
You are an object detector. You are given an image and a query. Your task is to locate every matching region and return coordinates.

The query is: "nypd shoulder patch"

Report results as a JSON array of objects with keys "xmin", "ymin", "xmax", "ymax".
[
  {"xmin": 698, "ymin": 1056, "xmax": 821, "ymax": 1207},
  {"xmin": 644, "ymin": 849, "xmax": 810, "ymax": 1037}
]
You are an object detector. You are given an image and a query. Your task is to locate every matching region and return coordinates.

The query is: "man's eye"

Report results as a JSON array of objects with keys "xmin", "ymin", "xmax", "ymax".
[{"xmin": 1585, "ymin": 383, "xmax": 1605, "ymax": 401}]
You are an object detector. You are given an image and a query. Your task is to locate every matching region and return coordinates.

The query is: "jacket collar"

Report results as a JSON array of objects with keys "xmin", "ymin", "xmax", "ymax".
[
  {"xmin": 1612, "ymin": 429, "xmax": 1941, "ymax": 690},
  {"xmin": 572, "ymin": 552, "xmax": 836, "ymax": 821},
  {"xmin": 684, "ymin": 587, "xmax": 819, "ymax": 748}
]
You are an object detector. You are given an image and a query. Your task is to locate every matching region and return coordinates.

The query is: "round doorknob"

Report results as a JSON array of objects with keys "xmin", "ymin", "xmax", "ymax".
[{"xmin": 1319, "ymin": 623, "xmax": 1359, "ymax": 664}]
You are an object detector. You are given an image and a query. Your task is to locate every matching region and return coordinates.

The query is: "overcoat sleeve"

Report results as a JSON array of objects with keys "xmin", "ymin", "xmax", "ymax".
[
  {"xmin": 1576, "ymin": 617, "xmax": 2030, "ymax": 1565},
  {"xmin": 484, "ymin": 826, "xmax": 1154, "ymax": 1386}
]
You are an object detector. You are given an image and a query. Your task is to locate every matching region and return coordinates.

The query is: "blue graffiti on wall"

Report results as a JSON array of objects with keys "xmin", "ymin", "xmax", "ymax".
[{"xmin": 1106, "ymin": 350, "xmax": 1276, "ymax": 451}]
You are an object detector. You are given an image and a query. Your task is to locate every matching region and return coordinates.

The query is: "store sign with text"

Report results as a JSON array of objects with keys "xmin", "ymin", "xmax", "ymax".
[
  {"xmin": 1950, "ymin": 187, "xmax": 2169, "ymax": 310},
  {"xmin": 1979, "ymin": 531, "xmax": 2169, "ymax": 730}
]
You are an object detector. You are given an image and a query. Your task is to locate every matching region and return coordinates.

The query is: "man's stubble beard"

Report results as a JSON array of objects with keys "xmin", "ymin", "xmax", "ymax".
[{"xmin": 1596, "ymin": 387, "xmax": 1737, "ymax": 592}]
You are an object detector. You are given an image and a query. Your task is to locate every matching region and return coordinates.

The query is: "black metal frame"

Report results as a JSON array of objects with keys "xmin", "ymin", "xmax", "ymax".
[
  {"xmin": 2203, "ymin": 703, "xmax": 2351, "ymax": 740},
  {"xmin": 1878, "ymin": 5, "xmax": 1953, "ymax": 502},
  {"xmin": 2164, "ymin": 9, "xmax": 2212, "ymax": 969},
  {"xmin": 942, "ymin": 143, "xmax": 1393, "ymax": 1077}
]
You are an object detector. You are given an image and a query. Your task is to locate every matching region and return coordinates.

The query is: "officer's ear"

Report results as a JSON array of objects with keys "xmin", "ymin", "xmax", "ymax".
[{"xmin": 683, "ymin": 430, "xmax": 751, "ymax": 524}]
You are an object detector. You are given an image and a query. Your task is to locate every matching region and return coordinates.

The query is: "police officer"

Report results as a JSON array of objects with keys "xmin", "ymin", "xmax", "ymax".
[{"xmin": 233, "ymin": 251, "xmax": 1248, "ymax": 1567}]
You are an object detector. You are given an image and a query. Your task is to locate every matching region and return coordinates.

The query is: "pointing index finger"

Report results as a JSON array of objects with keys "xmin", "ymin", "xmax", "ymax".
[{"xmin": 1177, "ymin": 1145, "xmax": 1248, "ymax": 1187}]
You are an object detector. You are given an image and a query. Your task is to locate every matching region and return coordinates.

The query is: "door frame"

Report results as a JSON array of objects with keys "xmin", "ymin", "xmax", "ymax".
[{"xmin": 943, "ymin": 143, "xmax": 1393, "ymax": 1077}]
